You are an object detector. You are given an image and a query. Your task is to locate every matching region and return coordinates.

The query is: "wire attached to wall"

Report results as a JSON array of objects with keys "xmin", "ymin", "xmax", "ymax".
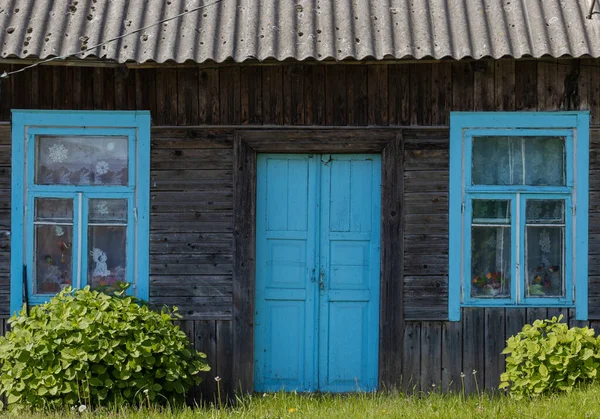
[{"xmin": 0, "ymin": 0, "xmax": 224, "ymax": 80}]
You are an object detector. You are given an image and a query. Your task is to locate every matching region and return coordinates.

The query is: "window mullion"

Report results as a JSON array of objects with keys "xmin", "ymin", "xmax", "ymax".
[
  {"xmin": 515, "ymin": 193, "xmax": 521, "ymax": 304},
  {"xmin": 76, "ymin": 193, "xmax": 84, "ymax": 289}
]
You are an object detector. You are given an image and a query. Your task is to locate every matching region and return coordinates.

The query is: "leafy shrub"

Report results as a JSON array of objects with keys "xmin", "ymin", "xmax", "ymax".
[
  {"xmin": 0, "ymin": 287, "xmax": 209, "ymax": 411},
  {"xmin": 500, "ymin": 315, "xmax": 600, "ymax": 399}
]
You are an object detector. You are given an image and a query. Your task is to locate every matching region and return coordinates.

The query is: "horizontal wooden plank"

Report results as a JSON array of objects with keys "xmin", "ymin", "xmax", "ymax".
[
  {"xmin": 150, "ymin": 275, "xmax": 232, "ymax": 297},
  {"xmin": 151, "ymin": 263, "xmax": 232, "ymax": 276},
  {"xmin": 404, "ymin": 171, "xmax": 448, "ymax": 193},
  {"xmin": 150, "ymin": 149, "xmax": 232, "ymax": 170}
]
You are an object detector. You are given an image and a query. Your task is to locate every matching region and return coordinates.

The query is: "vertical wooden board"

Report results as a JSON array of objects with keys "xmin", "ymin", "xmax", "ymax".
[
  {"xmin": 283, "ymin": 65, "xmax": 304, "ymax": 125},
  {"xmin": 114, "ymin": 67, "xmax": 136, "ymax": 110},
  {"xmin": 195, "ymin": 320, "xmax": 217, "ymax": 400},
  {"xmin": 93, "ymin": 67, "xmax": 105, "ymax": 109},
  {"xmin": 177, "ymin": 68, "xmax": 200, "ymax": 126},
  {"xmin": 494, "ymin": 60, "xmax": 515, "ymax": 111},
  {"xmin": 102, "ymin": 67, "xmax": 116, "ymax": 111},
  {"xmin": 557, "ymin": 59, "xmax": 579, "ymax": 110},
  {"xmin": 38, "ymin": 65, "xmax": 54, "ymax": 110},
  {"xmin": 536, "ymin": 59, "xmax": 558, "ymax": 111},
  {"xmin": 199, "ymin": 68, "xmax": 220, "ymax": 124},
  {"xmin": 156, "ymin": 68, "xmax": 178, "ymax": 125},
  {"xmin": 261, "ymin": 66, "xmax": 284, "ymax": 125},
  {"xmin": 220, "ymin": 67, "xmax": 241, "ymax": 125},
  {"xmin": 409, "ymin": 63, "xmax": 432, "ymax": 125},
  {"xmin": 0, "ymin": 64, "xmax": 12, "ymax": 121},
  {"xmin": 388, "ymin": 64, "xmax": 410, "ymax": 126},
  {"xmin": 462, "ymin": 308, "xmax": 484, "ymax": 394},
  {"xmin": 346, "ymin": 65, "xmax": 368, "ymax": 126},
  {"xmin": 452, "ymin": 62, "xmax": 474, "ymax": 111},
  {"xmin": 431, "ymin": 62, "xmax": 452, "ymax": 125},
  {"xmin": 54, "ymin": 66, "xmax": 75, "ymax": 109},
  {"xmin": 304, "ymin": 65, "xmax": 325, "ymax": 125},
  {"xmin": 368, "ymin": 65, "xmax": 389, "ymax": 126},
  {"xmin": 379, "ymin": 134, "xmax": 404, "ymax": 389},
  {"xmin": 515, "ymin": 60, "xmax": 537, "ymax": 110},
  {"xmin": 473, "ymin": 61, "xmax": 495, "ymax": 111},
  {"xmin": 79, "ymin": 67, "xmax": 95, "ymax": 110},
  {"xmin": 526, "ymin": 308, "xmax": 548, "ymax": 324},
  {"xmin": 547, "ymin": 307, "xmax": 568, "ymax": 322},
  {"xmin": 420, "ymin": 322, "xmax": 442, "ymax": 391},
  {"xmin": 241, "ymin": 66, "xmax": 263, "ymax": 125},
  {"xmin": 578, "ymin": 59, "xmax": 594, "ymax": 118},
  {"xmin": 590, "ymin": 59, "xmax": 600, "ymax": 124},
  {"xmin": 232, "ymin": 137, "xmax": 256, "ymax": 394},
  {"xmin": 402, "ymin": 322, "xmax": 421, "ymax": 393},
  {"xmin": 10, "ymin": 65, "xmax": 27, "ymax": 109},
  {"xmin": 135, "ymin": 69, "xmax": 157, "ymax": 115},
  {"xmin": 441, "ymin": 320, "xmax": 462, "ymax": 393},
  {"xmin": 325, "ymin": 65, "xmax": 347, "ymax": 126},
  {"xmin": 216, "ymin": 320, "xmax": 233, "ymax": 398},
  {"xmin": 505, "ymin": 308, "xmax": 526, "ymax": 339},
  {"xmin": 483, "ymin": 308, "xmax": 505, "ymax": 392}
]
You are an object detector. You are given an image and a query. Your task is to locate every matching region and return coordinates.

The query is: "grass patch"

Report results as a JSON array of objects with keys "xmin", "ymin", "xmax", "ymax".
[{"xmin": 2, "ymin": 385, "xmax": 600, "ymax": 418}]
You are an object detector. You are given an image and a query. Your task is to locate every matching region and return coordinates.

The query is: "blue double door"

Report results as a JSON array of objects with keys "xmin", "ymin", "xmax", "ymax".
[{"xmin": 254, "ymin": 154, "xmax": 381, "ymax": 392}]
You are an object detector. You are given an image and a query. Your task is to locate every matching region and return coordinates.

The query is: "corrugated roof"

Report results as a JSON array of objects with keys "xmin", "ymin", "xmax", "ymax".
[{"xmin": 0, "ymin": 0, "xmax": 599, "ymax": 64}]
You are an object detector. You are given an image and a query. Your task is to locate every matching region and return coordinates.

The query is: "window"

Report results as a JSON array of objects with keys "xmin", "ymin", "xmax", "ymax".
[
  {"xmin": 10, "ymin": 111, "xmax": 150, "ymax": 314},
  {"xmin": 448, "ymin": 112, "xmax": 589, "ymax": 321}
]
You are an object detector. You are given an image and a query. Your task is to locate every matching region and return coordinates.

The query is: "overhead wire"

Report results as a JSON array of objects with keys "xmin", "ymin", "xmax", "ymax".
[{"xmin": 0, "ymin": 0, "xmax": 224, "ymax": 79}]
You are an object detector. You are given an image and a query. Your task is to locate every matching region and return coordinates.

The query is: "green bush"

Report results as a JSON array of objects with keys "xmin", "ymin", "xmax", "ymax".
[
  {"xmin": 0, "ymin": 287, "xmax": 209, "ymax": 411},
  {"xmin": 500, "ymin": 315, "xmax": 600, "ymax": 399}
]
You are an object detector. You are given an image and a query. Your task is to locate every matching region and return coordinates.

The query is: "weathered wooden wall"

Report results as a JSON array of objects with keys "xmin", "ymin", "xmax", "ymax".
[{"xmin": 0, "ymin": 58, "xmax": 599, "ymax": 395}]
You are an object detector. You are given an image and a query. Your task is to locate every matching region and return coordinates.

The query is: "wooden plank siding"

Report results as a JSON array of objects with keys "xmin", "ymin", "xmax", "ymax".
[{"xmin": 0, "ymin": 58, "xmax": 600, "ymax": 396}]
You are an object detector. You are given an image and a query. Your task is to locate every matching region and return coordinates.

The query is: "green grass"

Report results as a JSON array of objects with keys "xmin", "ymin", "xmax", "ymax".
[{"xmin": 3, "ymin": 385, "xmax": 600, "ymax": 418}]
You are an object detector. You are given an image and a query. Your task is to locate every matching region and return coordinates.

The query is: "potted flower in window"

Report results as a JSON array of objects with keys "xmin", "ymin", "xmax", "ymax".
[
  {"xmin": 528, "ymin": 263, "xmax": 560, "ymax": 296},
  {"xmin": 472, "ymin": 271, "xmax": 508, "ymax": 296}
]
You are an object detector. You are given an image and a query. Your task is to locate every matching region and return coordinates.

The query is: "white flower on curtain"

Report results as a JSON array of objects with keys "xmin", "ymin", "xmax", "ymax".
[
  {"xmin": 106, "ymin": 142, "xmax": 115, "ymax": 151},
  {"xmin": 54, "ymin": 226, "xmax": 64, "ymax": 237},
  {"xmin": 96, "ymin": 201, "xmax": 109, "ymax": 216},
  {"xmin": 96, "ymin": 161, "xmax": 110, "ymax": 175},
  {"xmin": 48, "ymin": 143, "xmax": 68, "ymax": 163}
]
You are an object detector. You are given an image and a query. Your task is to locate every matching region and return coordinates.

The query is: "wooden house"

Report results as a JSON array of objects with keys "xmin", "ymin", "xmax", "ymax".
[{"xmin": 0, "ymin": 0, "xmax": 600, "ymax": 397}]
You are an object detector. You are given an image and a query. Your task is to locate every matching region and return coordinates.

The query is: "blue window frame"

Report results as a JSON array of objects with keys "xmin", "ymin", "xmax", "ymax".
[
  {"xmin": 449, "ymin": 112, "xmax": 589, "ymax": 321},
  {"xmin": 10, "ymin": 110, "xmax": 150, "ymax": 315}
]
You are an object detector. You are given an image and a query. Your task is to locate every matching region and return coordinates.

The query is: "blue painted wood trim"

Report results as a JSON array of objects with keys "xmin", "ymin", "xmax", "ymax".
[
  {"xmin": 135, "ymin": 112, "xmax": 151, "ymax": 302},
  {"xmin": 575, "ymin": 112, "xmax": 590, "ymax": 320},
  {"xmin": 10, "ymin": 112, "xmax": 25, "ymax": 315},
  {"xmin": 448, "ymin": 114, "xmax": 463, "ymax": 321},
  {"xmin": 9, "ymin": 110, "xmax": 151, "ymax": 312},
  {"xmin": 448, "ymin": 111, "xmax": 590, "ymax": 321}
]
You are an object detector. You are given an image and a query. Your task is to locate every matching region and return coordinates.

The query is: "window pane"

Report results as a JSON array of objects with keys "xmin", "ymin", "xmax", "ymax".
[
  {"xmin": 471, "ymin": 227, "xmax": 511, "ymax": 298},
  {"xmin": 34, "ymin": 225, "xmax": 73, "ymax": 294},
  {"xmin": 472, "ymin": 199, "xmax": 510, "ymax": 224},
  {"xmin": 35, "ymin": 198, "xmax": 73, "ymax": 222},
  {"xmin": 526, "ymin": 200, "xmax": 565, "ymax": 224},
  {"xmin": 472, "ymin": 137, "xmax": 523, "ymax": 185},
  {"xmin": 526, "ymin": 199, "xmax": 565, "ymax": 298},
  {"xmin": 35, "ymin": 136, "xmax": 128, "ymax": 186},
  {"xmin": 89, "ymin": 199, "xmax": 128, "ymax": 223},
  {"xmin": 524, "ymin": 137, "xmax": 565, "ymax": 186},
  {"xmin": 88, "ymin": 226, "xmax": 127, "ymax": 290},
  {"xmin": 471, "ymin": 199, "xmax": 511, "ymax": 299},
  {"xmin": 472, "ymin": 136, "xmax": 565, "ymax": 186}
]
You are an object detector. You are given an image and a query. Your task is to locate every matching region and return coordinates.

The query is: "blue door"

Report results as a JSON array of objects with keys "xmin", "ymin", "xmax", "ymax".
[{"xmin": 254, "ymin": 154, "xmax": 381, "ymax": 392}]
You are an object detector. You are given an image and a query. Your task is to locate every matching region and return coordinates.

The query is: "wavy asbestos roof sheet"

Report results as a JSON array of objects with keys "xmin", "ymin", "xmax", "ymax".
[{"xmin": 0, "ymin": 0, "xmax": 599, "ymax": 64}]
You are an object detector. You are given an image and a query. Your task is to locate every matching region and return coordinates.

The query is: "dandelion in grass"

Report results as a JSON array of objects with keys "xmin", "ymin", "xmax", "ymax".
[
  {"xmin": 289, "ymin": 408, "xmax": 296, "ymax": 413},
  {"xmin": 78, "ymin": 405, "xmax": 87, "ymax": 413}
]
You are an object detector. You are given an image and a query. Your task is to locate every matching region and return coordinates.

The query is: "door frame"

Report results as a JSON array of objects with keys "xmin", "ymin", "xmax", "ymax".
[{"xmin": 233, "ymin": 129, "xmax": 403, "ymax": 392}]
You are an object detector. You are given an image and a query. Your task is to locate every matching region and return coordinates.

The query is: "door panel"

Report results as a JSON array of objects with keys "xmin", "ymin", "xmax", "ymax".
[
  {"xmin": 255, "ymin": 154, "xmax": 380, "ymax": 392},
  {"xmin": 255, "ymin": 155, "xmax": 318, "ymax": 392},
  {"xmin": 319, "ymin": 155, "xmax": 381, "ymax": 391}
]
